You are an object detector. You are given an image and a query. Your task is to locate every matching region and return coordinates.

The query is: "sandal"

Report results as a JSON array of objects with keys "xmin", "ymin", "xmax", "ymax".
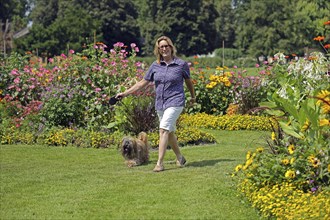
[
  {"xmin": 153, "ymin": 164, "xmax": 164, "ymax": 172},
  {"xmin": 176, "ymin": 156, "xmax": 186, "ymax": 167}
]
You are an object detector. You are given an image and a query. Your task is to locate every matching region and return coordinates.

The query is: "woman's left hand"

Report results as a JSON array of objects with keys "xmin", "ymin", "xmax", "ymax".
[{"xmin": 189, "ymin": 97, "xmax": 196, "ymax": 106}]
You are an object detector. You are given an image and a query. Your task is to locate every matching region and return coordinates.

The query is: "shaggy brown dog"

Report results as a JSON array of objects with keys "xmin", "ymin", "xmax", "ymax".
[{"xmin": 121, "ymin": 132, "xmax": 149, "ymax": 167}]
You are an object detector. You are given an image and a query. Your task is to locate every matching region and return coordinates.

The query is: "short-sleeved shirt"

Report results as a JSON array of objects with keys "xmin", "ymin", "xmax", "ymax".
[{"xmin": 144, "ymin": 57, "xmax": 191, "ymax": 111}]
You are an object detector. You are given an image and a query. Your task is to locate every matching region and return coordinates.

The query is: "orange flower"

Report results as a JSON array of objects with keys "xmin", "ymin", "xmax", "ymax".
[
  {"xmin": 292, "ymin": 53, "xmax": 297, "ymax": 57},
  {"xmin": 194, "ymin": 61, "xmax": 199, "ymax": 65},
  {"xmin": 82, "ymin": 56, "xmax": 88, "ymax": 60},
  {"xmin": 193, "ymin": 55, "xmax": 198, "ymax": 59},
  {"xmin": 324, "ymin": 44, "xmax": 330, "ymax": 49},
  {"xmin": 324, "ymin": 20, "xmax": 330, "ymax": 25},
  {"xmin": 313, "ymin": 36, "xmax": 325, "ymax": 41}
]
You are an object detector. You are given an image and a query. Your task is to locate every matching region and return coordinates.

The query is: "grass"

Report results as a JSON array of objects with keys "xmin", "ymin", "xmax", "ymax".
[{"xmin": 0, "ymin": 130, "xmax": 269, "ymax": 219}]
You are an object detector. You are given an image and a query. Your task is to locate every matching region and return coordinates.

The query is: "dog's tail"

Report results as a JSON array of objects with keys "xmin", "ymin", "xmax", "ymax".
[{"xmin": 137, "ymin": 132, "xmax": 148, "ymax": 146}]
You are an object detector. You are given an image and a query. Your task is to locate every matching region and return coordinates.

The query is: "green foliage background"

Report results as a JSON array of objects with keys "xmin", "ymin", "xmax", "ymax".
[{"xmin": 1, "ymin": 0, "xmax": 329, "ymax": 58}]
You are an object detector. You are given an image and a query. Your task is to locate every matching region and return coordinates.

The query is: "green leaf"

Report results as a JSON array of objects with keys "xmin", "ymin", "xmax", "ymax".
[
  {"xmin": 279, "ymin": 121, "xmax": 304, "ymax": 139},
  {"xmin": 264, "ymin": 109, "xmax": 285, "ymax": 117}
]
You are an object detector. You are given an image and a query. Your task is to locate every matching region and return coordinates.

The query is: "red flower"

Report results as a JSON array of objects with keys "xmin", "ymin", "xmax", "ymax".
[
  {"xmin": 324, "ymin": 44, "xmax": 330, "ymax": 49},
  {"xmin": 324, "ymin": 20, "xmax": 330, "ymax": 25}
]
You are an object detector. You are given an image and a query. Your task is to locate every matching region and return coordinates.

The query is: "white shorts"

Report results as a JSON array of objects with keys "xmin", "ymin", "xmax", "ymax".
[{"xmin": 157, "ymin": 107, "xmax": 184, "ymax": 132}]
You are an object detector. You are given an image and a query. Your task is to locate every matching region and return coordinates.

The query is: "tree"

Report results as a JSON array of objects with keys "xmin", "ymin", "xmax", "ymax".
[
  {"xmin": 234, "ymin": 0, "xmax": 330, "ymax": 57},
  {"xmin": 16, "ymin": 0, "xmax": 100, "ymax": 56},
  {"xmin": 214, "ymin": 0, "xmax": 236, "ymax": 49},
  {"xmin": 85, "ymin": 0, "xmax": 141, "ymax": 49},
  {"xmin": 136, "ymin": 0, "xmax": 219, "ymax": 56}
]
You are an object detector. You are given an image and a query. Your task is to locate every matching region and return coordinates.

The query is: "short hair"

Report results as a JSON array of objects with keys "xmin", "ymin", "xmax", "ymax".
[{"xmin": 153, "ymin": 36, "xmax": 177, "ymax": 64}]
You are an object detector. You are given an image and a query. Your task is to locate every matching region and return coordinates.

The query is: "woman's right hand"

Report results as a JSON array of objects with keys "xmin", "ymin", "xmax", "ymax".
[{"xmin": 115, "ymin": 93, "xmax": 125, "ymax": 100}]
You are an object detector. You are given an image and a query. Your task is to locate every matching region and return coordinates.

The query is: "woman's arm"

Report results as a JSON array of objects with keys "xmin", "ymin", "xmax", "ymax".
[
  {"xmin": 116, "ymin": 79, "xmax": 150, "ymax": 98},
  {"xmin": 185, "ymin": 78, "xmax": 196, "ymax": 102}
]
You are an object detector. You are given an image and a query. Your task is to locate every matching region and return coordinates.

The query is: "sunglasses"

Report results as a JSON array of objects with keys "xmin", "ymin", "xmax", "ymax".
[{"xmin": 159, "ymin": 45, "xmax": 170, "ymax": 49}]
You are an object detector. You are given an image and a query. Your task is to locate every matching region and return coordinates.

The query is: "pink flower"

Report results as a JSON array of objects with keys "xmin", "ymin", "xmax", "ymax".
[
  {"xmin": 255, "ymin": 64, "xmax": 260, "ymax": 68},
  {"xmin": 130, "ymin": 43, "xmax": 136, "ymax": 48},
  {"xmin": 114, "ymin": 42, "xmax": 124, "ymax": 47},
  {"xmin": 95, "ymin": 88, "xmax": 101, "ymax": 92},
  {"xmin": 233, "ymin": 65, "xmax": 238, "ymax": 69},
  {"xmin": 14, "ymin": 77, "xmax": 20, "ymax": 84},
  {"xmin": 61, "ymin": 53, "xmax": 67, "ymax": 58},
  {"xmin": 11, "ymin": 69, "xmax": 20, "ymax": 76},
  {"xmin": 135, "ymin": 47, "xmax": 139, "ymax": 52},
  {"xmin": 94, "ymin": 45, "xmax": 98, "ymax": 49},
  {"xmin": 69, "ymin": 49, "xmax": 75, "ymax": 54},
  {"xmin": 48, "ymin": 58, "xmax": 54, "ymax": 63},
  {"xmin": 29, "ymin": 85, "xmax": 35, "ymax": 89},
  {"xmin": 263, "ymin": 61, "xmax": 268, "ymax": 65}
]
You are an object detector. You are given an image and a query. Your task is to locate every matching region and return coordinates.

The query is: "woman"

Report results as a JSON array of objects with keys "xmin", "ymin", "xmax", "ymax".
[{"xmin": 116, "ymin": 36, "xmax": 195, "ymax": 172}]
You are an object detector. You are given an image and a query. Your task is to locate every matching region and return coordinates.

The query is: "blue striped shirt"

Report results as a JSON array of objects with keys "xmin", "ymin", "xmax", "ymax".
[{"xmin": 144, "ymin": 57, "xmax": 191, "ymax": 111}]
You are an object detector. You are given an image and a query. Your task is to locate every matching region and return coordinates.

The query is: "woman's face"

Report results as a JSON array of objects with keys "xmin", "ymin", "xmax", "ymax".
[{"xmin": 158, "ymin": 40, "xmax": 172, "ymax": 59}]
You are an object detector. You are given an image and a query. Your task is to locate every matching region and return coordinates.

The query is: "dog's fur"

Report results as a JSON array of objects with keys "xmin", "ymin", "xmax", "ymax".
[{"xmin": 121, "ymin": 132, "xmax": 149, "ymax": 167}]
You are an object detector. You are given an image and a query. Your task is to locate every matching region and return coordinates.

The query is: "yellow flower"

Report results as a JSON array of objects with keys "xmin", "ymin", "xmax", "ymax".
[
  {"xmin": 256, "ymin": 147, "xmax": 264, "ymax": 153},
  {"xmin": 285, "ymin": 170, "xmax": 296, "ymax": 179},
  {"xmin": 316, "ymin": 90, "xmax": 330, "ymax": 114},
  {"xmin": 290, "ymin": 158, "xmax": 295, "ymax": 164},
  {"xmin": 235, "ymin": 164, "xmax": 243, "ymax": 172},
  {"xmin": 271, "ymin": 132, "xmax": 276, "ymax": 140},
  {"xmin": 246, "ymin": 151, "xmax": 252, "ymax": 160},
  {"xmin": 282, "ymin": 159, "xmax": 290, "ymax": 165},
  {"xmin": 301, "ymin": 120, "xmax": 310, "ymax": 132},
  {"xmin": 319, "ymin": 118, "xmax": 329, "ymax": 126},
  {"xmin": 206, "ymin": 81, "xmax": 217, "ymax": 89},
  {"xmin": 316, "ymin": 90, "xmax": 330, "ymax": 103},
  {"xmin": 224, "ymin": 80, "xmax": 231, "ymax": 87},
  {"xmin": 216, "ymin": 66, "xmax": 224, "ymax": 71},
  {"xmin": 328, "ymin": 164, "xmax": 330, "ymax": 172},
  {"xmin": 288, "ymin": 144, "xmax": 295, "ymax": 155},
  {"xmin": 312, "ymin": 158, "xmax": 320, "ymax": 168},
  {"xmin": 224, "ymin": 71, "xmax": 232, "ymax": 77},
  {"xmin": 308, "ymin": 155, "xmax": 315, "ymax": 163},
  {"xmin": 209, "ymin": 75, "xmax": 217, "ymax": 81}
]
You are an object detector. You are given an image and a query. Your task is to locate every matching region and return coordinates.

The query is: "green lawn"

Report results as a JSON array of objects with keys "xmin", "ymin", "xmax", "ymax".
[{"xmin": 1, "ymin": 130, "xmax": 269, "ymax": 219}]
